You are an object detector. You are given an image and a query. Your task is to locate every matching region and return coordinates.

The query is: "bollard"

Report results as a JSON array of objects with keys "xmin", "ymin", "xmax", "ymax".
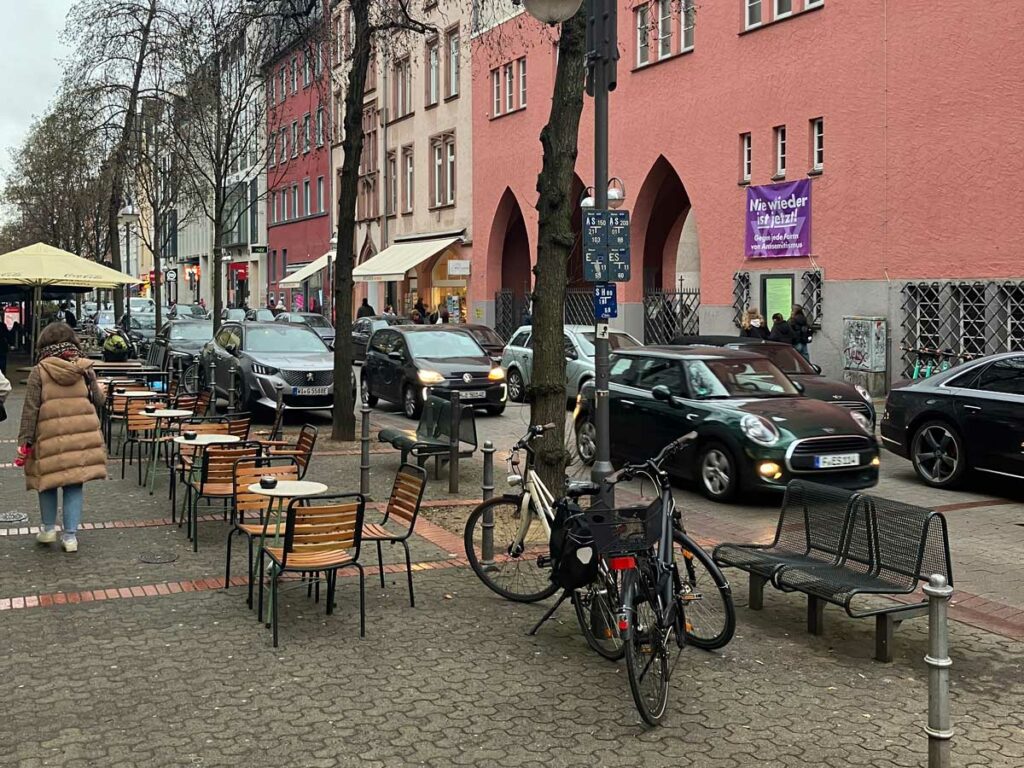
[
  {"xmin": 207, "ymin": 358, "xmax": 218, "ymax": 416},
  {"xmin": 481, "ymin": 440, "xmax": 495, "ymax": 567},
  {"xmin": 273, "ymin": 383, "xmax": 285, "ymax": 440},
  {"xmin": 360, "ymin": 404, "xmax": 371, "ymax": 495},
  {"xmin": 227, "ymin": 361, "xmax": 237, "ymax": 413},
  {"xmin": 448, "ymin": 390, "xmax": 461, "ymax": 494},
  {"xmin": 924, "ymin": 574, "xmax": 953, "ymax": 768}
]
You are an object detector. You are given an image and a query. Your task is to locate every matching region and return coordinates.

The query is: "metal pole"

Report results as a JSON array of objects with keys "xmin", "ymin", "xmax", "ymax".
[
  {"xmin": 273, "ymin": 382, "xmax": 285, "ymax": 441},
  {"xmin": 448, "ymin": 390, "xmax": 461, "ymax": 493},
  {"xmin": 360, "ymin": 404, "xmax": 371, "ymax": 495},
  {"xmin": 227, "ymin": 361, "xmax": 237, "ymax": 413},
  {"xmin": 481, "ymin": 440, "xmax": 495, "ymax": 567},
  {"xmin": 590, "ymin": 0, "xmax": 615, "ymax": 506},
  {"xmin": 923, "ymin": 573, "xmax": 953, "ymax": 768},
  {"xmin": 125, "ymin": 223, "xmax": 133, "ymax": 338},
  {"xmin": 207, "ymin": 357, "xmax": 218, "ymax": 416}
]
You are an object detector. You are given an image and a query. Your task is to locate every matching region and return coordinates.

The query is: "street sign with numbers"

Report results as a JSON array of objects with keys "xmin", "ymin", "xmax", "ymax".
[
  {"xmin": 594, "ymin": 282, "xmax": 617, "ymax": 319},
  {"xmin": 583, "ymin": 209, "xmax": 630, "ymax": 283}
]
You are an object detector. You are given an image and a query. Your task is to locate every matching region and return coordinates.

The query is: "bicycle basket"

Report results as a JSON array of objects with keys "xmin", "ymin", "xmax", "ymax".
[{"xmin": 584, "ymin": 498, "xmax": 664, "ymax": 556}]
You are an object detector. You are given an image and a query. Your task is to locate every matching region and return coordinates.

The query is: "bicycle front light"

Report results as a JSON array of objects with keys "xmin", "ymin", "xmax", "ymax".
[
  {"xmin": 740, "ymin": 414, "xmax": 780, "ymax": 446},
  {"xmin": 507, "ymin": 474, "xmax": 523, "ymax": 487}
]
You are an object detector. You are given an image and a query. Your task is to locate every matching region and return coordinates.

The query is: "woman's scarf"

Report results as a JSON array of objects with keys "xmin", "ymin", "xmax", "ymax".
[{"xmin": 37, "ymin": 342, "xmax": 81, "ymax": 364}]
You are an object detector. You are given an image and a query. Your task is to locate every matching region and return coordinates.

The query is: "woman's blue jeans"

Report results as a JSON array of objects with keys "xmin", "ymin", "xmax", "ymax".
[
  {"xmin": 39, "ymin": 484, "xmax": 84, "ymax": 539},
  {"xmin": 795, "ymin": 342, "xmax": 811, "ymax": 361}
]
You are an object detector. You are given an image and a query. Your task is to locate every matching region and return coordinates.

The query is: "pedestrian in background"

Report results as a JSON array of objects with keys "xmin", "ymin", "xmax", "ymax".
[
  {"xmin": 740, "ymin": 308, "xmax": 769, "ymax": 339},
  {"xmin": 357, "ymin": 298, "xmax": 375, "ymax": 318},
  {"xmin": 16, "ymin": 322, "xmax": 107, "ymax": 553},
  {"xmin": 790, "ymin": 304, "xmax": 813, "ymax": 361},
  {"xmin": 769, "ymin": 313, "xmax": 796, "ymax": 345},
  {"xmin": 0, "ymin": 322, "xmax": 9, "ymax": 374},
  {"xmin": 0, "ymin": 366, "xmax": 10, "ymax": 422}
]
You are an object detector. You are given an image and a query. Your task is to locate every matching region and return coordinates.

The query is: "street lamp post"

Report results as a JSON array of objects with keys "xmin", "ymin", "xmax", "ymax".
[{"xmin": 118, "ymin": 203, "xmax": 141, "ymax": 332}]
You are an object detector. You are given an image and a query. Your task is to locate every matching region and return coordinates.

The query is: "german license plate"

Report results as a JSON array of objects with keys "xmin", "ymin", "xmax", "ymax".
[
  {"xmin": 815, "ymin": 453, "xmax": 859, "ymax": 468},
  {"xmin": 291, "ymin": 386, "xmax": 330, "ymax": 396},
  {"xmin": 459, "ymin": 390, "xmax": 486, "ymax": 400}
]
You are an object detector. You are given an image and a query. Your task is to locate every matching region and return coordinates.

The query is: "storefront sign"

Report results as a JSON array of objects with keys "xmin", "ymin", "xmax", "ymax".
[
  {"xmin": 745, "ymin": 180, "xmax": 812, "ymax": 259},
  {"xmin": 229, "ymin": 263, "xmax": 249, "ymax": 280},
  {"xmin": 447, "ymin": 259, "xmax": 471, "ymax": 276}
]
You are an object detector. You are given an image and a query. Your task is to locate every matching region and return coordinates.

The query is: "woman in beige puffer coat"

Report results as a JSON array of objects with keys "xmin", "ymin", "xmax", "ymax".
[{"xmin": 17, "ymin": 322, "xmax": 107, "ymax": 552}]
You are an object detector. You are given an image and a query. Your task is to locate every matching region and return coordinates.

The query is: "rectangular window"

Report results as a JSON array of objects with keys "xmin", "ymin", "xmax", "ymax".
[
  {"xmin": 291, "ymin": 120, "xmax": 298, "ymax": 157},
  {"xmin": 636, "ymin": 6, "xmax": 650, "ymax": 66},
  {"xmin": 269, "ymin": 134, "xmax": 276, "ymax": 167},
  {"xmin": 278, "ymin": 67, "xmax": 286, "ymax": 102},
  {"xmin": 317, "ymin": 175, "xmax": 324, "ymax": 213},
  {"xmin": 518, "ymin": 57, "xmax": 527, "ymax": 107},
  {"xmin": 446, "ymin": 28, "xmax": 460, "ymax": 97},
  {"xmin": 504, "ymin": 64, "xmax": 514, "ymax": 112},
  {"xmin": 268, "ymin": 76, "xmax": 274, "ymax": 103},
  {"xmin": 805, "ymin": 0, "xmax": 824, "ymax": 7},
  {"xmin": 366, "ymin": 45, "xmax": 376, "ymax": 91},
  {"xmin": 303, "ymin": 179, "xmax": 311, "ymax": 217},
  {"xmin": 303, "ymin": 51, "xmax": 312, "ymax": 86},
  {"xmin": 433, "ymin": 142, "xmax": 443, "ymax": 207},
  {"xmin": 403, "ymin": 146, "xmax": 414, "ymax": 212},
  {"xmin": 775, "ymin": 0, "xmax": 793, "ymax": 19},
  {"xmin": 682, "ymin": 0, "xmax": 695, "ymax": 51},
  {"xmin": 426, "ymin": 39, "xmax": 439, "ymax": 106},
  {"xmin": 658, "ymin": 0, "xmax": 672, "ymax": 59},
  {"xmin": 303, "ymin": 113, "xmax": 311, "ymax": 152},
  {"xmin": 811, "ymin": 117, "xmax": 824, "ymax": 171},
  {"xmin": 271, "ymin": 191, "xmax": 278, "ymax": 223},
  {"xmin": 741, "ymin": 132, "xmax": 752, "ymax": 182},
  {"xmin": 291, "ymin": 185, "xmax": 298, "ymax": 219},
  {"xmin": 393, "ymin": 57, "xmax": 411, "ymax": 118},
  {"xmin": 315, "ymin": 41, "xmax": 323, "ymax": 75},
  {"xmin": 316, "ymin": 107, "xmax": 324, "ymax": 146},
  {"xmin": 280, "ymin": 128, "xmax": 288, "ymax": 163},
  {"xmin": 775, "ymin": 125, "xmax": 787, "ymax": 176},
  {"xmin": 491, "ymin": 69, "xmax": 501, "ymax": 115},
  {"xmin": 291, "ymin": 56, "xmax": 298, "ymax": 92},
  {"xmin": 386, "ymin": 151, "xmax": 397, "ymax": 215},
  {"xmin": 445, "ymin": 138, "xmax": 456, "ymax": 205},
  {"xmin": 747, "ymin": 0, "xmax": 762, "ymax": 28},
  {"xmin": 270, "ymin": 250, "xmax": 276, "ymax": 281}
]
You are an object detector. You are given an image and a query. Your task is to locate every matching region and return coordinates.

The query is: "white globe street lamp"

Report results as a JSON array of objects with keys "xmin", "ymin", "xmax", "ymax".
[{"xmin": 520, "ymin": 0, "xmax": 584, "ymax": 25}]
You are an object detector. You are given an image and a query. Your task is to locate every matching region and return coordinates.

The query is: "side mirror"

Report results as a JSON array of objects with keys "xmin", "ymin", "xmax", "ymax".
[
  {"xmin": 811, "ymin": 363, "xmax": 822, "ymax": 374},
  {"xmin": 565, "ymin": 348, "xmax": 578, "ymax": 361},
  {"xmin": 225, "ymin": 344, "xmax": 238, "ymax": 356},
  {"xmin": 793, "ymin": 380, "xmax": 805, "ymax": 394},
  {"xmin": 387, "ymin": 350, "xmax": 404, "ymax": 361},
  {"xmin": 651, "ymin": 385, "xmax": 679, "ymax": 406}
]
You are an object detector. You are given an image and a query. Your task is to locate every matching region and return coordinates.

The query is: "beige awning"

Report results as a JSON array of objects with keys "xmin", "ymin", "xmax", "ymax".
[
  {"xmin": 278, "ymin": 251, "xmax": 332, "ymax": 287},
  {"xmin": 0, "ymin": 242, "xmax": 141, "ymax": 288},
  {"xmin": 353, "ymin": 237, "xmax": 461, "ymax": 283}
]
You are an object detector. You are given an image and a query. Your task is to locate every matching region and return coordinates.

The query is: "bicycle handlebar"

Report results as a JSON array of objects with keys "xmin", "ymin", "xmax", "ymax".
[
  {"xmin": 603, "ymin": 431, "xmax": 698, "ymax": 486},
  {"xmin": 513, "ymin": 422, "xmax": 558, "ymax": 449}
]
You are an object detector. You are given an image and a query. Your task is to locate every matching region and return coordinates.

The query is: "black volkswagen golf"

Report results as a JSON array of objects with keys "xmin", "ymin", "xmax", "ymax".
[
  {"xmin": 881, "ymin": 351, "xmax": 1024, "ymax": 489},
  {"xmin": 361, "ymin": 326, "xmax": 508, "ymax": 418}
]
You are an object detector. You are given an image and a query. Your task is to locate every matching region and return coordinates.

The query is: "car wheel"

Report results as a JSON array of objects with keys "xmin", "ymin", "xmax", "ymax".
[
  {"xmin": 698, "ymin": 442, "xmax": 739, "ymax": 502},
  {"xmin": 485, "ymin": 404, "xmax": 506, "ymax": 416},
  {"xmin": 507, "ymin": 368, "xmax": 525, "ymax": 403},
  {"xmin": 403, "ymin": 384, "xmax": 422, "ymax": 419},
  {"xmin": 360, "ymin": 376, "xmax": 378, "ymax": 407},
  {"xmin": 911, "ymin": 420, "xmax": 966, "ymax": 489},
  {"xmin": 575, "ymin": 419, "xmax": 597, "ymax": 466}
]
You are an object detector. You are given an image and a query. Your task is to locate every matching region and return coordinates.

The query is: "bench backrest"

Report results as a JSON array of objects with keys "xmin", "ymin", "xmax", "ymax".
[
  {"xmin": 852, "ymin": 495, "xmax": 953, "ymax": 589},
  {"xmin": 415, "ymin": 395, "xmax": 478, "ymax": 449},
  {"xmin": 772, "ymin": 480, "xmax": 857, "ymax": 559}
]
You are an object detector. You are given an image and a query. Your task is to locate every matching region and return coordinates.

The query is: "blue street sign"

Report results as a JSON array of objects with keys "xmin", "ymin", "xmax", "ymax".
[
  {"xmin": 594, "ymin": 282, "xmax": 617, "ymax": 319},
  {"xmin": 583, "ymin": 209, "xmax": 630, "ymax": 283}
]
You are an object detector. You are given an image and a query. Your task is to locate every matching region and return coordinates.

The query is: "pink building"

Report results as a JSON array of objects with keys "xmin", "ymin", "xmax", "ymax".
[{"xmin": 471, "ymin": 0, "xmax": 1024, "ymax": 382}]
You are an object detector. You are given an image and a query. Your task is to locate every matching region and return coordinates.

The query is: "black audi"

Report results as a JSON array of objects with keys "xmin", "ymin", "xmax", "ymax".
[
  {"xmin": 361, "ymin": 326, "xmax": 508, "ymax": 418},
  {"xmin": 881, "ymin": 351, "xmax": 1024, "ymax": 489}
]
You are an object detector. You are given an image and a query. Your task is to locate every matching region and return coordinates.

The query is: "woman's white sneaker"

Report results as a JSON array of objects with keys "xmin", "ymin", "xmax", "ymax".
[
  {"xmin": 36, "ymin": 529, "xmax": 57, "ymax": 544},
  {"xmin": 61, "ymin": 537, "xmax": 78, "ymax": 553}
]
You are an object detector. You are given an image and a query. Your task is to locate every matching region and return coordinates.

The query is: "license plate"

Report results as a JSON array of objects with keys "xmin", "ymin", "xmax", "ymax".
[
  {"xmin": 814, "ymin": 453, "xmax": 859, "ymax": 468},
  {"xmin": 291, "ymin": 386, "xmax": 330, "ymax": 396},
  {"xmin": 459, "ymin": 390, "xmax": 487, "ymax": 400}
]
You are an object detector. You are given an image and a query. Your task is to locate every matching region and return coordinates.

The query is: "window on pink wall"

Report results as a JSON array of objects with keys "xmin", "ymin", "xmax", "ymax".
[{"xmin": 636, "ymin": 6, "xmax": 650, "ymax": 66}]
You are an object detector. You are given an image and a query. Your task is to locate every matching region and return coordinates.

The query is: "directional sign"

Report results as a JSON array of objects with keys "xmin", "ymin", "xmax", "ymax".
[
  {"xmin": 593, "ymin": 282, "xmax": 617, "ymax": 319},
  {"xmin": 165, "ymin": 268, "xmax": 177, "ymax": 283},
  {"xmin": 583, "ymin": 209, "xmax": 630, "ymax": 283}
]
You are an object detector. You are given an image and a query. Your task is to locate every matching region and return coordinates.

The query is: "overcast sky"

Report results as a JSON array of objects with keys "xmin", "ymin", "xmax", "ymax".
[{"xmin": 0, "ymin": 0, "xmax": 76, "ymax": 180}]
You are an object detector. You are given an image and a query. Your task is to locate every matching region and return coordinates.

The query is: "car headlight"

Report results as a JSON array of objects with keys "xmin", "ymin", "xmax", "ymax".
[
  {"xmin": 252, "ymin": 363, "xmax": 278, "ymax": 376},
  {"xmin": 488, "ymin": 367, "xmax": 505, "ymax": 381},
  {"xmin": 851, "ymin": 411, "xmax": 872, "ymax": 433},
  {"xmin": 741, "ymin": 414, "xmax": 780, "ymax": 446},
  {"xmin": 855, "ymin": 384, "xmax": 871, "ymax": 402},
  {"xmin": 417, "ymin": 369, "xmax": 445, "ymax": 385}
]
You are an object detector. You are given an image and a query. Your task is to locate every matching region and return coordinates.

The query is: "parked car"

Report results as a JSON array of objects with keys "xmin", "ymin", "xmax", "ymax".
[
  {"xmin": 275, "ymin": 311, "xmax": 336, "ymax": 347},
  {"xmin": 91, "ymin": 310, "xmax": 118, "ymax": 345},
  {"xmin": 153, "ymin": 319, "xmax": 214, "ymax": 357},
  {"xmin": 351, "ymin": 315, "xmax": 410, "ymax": 362},
  {"xmin": 199, "ymin": 321, "xmax": 336, "ymax": 410},
  {"xmin": 170, "ymin": 304, "xmax": 210, "ymax": 320},
  {"xmin": 574, "ymin": 346, "xmax": 879, "ymax": 501},
  {"xmin": 221, "ymin": 307, "xmax": 247, "ymax": 322},
  {"xmin": 129, "ymin": 297, "xmax": 155, "ymax": 314},
  {"xmin": 672, "ymin": 336, "xmax": 876, "ymax": 425},
  {"xmin": 460, "ymin": 324, "xmax": 506, "ymax": 364},
  {"xmin": 501, "ymin": 324, "xmax": 641, "ymax": 403},
  {"xmin": 361, "ymin": 326, "xmax": 507, "ymax": 418},
  {"xmin": 245, "ymin": 307, "xmax": 276, "ymax": 322},
  {"xmin": 880, "ymin": 351, "xmax": 1024, "ymax": 489},
  {"xmin": 119, "ymin": 312, "xmax": 159, "ymax": 354}
]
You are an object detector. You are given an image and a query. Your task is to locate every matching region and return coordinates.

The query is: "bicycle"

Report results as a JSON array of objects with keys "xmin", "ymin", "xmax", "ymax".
[{"xmin": 584, "ymin": 432, "xmax": 736, "ymax": 725}]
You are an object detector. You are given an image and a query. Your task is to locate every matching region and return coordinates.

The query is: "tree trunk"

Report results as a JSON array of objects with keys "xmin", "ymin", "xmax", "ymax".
[
  {"xmin": 331, "ymin": 0, "xmax": 372, "ymax": 442},
  {"xmin": 530, "ymin": 11, "xmax": 587, "ymax": 493}
]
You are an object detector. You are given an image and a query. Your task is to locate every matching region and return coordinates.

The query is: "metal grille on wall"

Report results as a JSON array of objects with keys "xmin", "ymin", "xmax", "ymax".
[
  {"xmin": 643, "ymin": 280, "xmax": 700, "ymax": 344},
  {"xmin": 732, "ymin": 272, "xmax": 751, "ymax": 327},
  {"xmin": 801, "ymin": 270, "xmax": 823, "ymax": 328},
  {"xmin": 899, "ymin": 280, "xmax": 1024, "ymax": 377},
  {"xmin": 565, "ymin": 288, "xmax": 595, "ymax": 326},
  {"xmin": 494, "ymin": 289, "xmax": 522, "ymax": 341}
]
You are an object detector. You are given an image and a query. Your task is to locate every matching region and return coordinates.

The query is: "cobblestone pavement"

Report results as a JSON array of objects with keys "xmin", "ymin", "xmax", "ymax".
[{"xmin": 1, "ymin": 376, "xmax": 1023, "ymax": 766}]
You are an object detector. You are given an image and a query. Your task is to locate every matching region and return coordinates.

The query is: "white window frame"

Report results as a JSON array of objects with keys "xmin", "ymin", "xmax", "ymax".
[
  {"xmin": 280, "ymin": 128, "xmax": 288, "ymax": 163},
  {"xmin": 447, "ymin": 30, "xmax": 460, "ymax": 97},
  {"xmin": 518, "ymin": 58, "xmax": 527, "ymax": 107},
  {"xmin": 741, "ymin": 132, "xmax": 752, "ymax": 182},
  {"xmin": 445, "ymin": 139, "xmax": 456, "ymax": 205},
  {"xmin": 272, "ymin": 192, "xmax": 278, "ymax": 223},
  {"xmin": 317, "ymin": 175, "xmax": 324, "ymax": 213},
  {"xmin": 811, "ymin": 117, "xmax": 824, "ymax": 171},
  {"xmin": 746, "ymin": 0, "xmax": 762, "ymax": 29},
  {"xmin": 433, "ymin": 142, "xmax": 444, "ymax": 207},
  {"xmin": 316, "ymin": 107, "xmax": 325, "ymax": 146},
  {"xmin": 302, "ymin": 113, "xmax": 311, "ymax": 152},
  {"xmin": 681, "ymin": 0, "xmax": 695, "ymax": 51},
  {"xmin": 427, "ymin": 40, "xmax": 440, "ymax": 106},
  {"xmin": 386, "ymin": 152, "xmax": 397, "ymax": 215},
  {"xmin": 403, "ymin": 147, "xmax": 414, "ymax": 212},
  {"xmin": 775, "ymin": 125, "xmax": 787, "ymax": 177},
  {"xmin": 504, "ymin": 64, "xmax": 514, "ymax": 112},
  {"xmin": 291, "ymin": 120, "xmax": 298, "ymax": 157},
  {"xmin": 291, "ymin": 56, "xmax": 298, "ymax": 93},
  {"xmin": 805, "ymin": 0, "xmax": 824, "ymax": 8},
  {"xmin": 775, "ymin": 0, "xmax": 793, "ymax": 19},
  {"xmin": 636, "ymin": 6, "xmax": 650, "ymax": 66},
  {"xmin": 291, "ymin": 184, "xmax": 298, "ymax": 219},
  {"xmin": 303, "ymin": 179, "xmax": 311, "ymax": 217},
  {"xmin": 303, "ymin": 51, "xmax": 312, "ymax": 86},
  {"xmin": 492, "ymin": 69, "xmax": 501, "ymax": 115},
  {"xmin": 658, "ymin": 0, "xmax": 672, "ymax": 59}
]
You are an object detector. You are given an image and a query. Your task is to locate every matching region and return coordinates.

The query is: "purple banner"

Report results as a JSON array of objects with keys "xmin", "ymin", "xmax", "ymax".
[{"xmin": 744, "ymin": 179, "xmax": 812, "ymax": 258}]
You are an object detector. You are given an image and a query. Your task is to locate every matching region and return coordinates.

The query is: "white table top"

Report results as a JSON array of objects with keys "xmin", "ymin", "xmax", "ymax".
[
  {"xmin": 173, "ymin": 434, "xmax": 242, "ymax": 446},
  {"xmin": 144, "ymin": 409, "xmax": 193, "ymax": 419},
  {"xmin": 114, "ymin": 391, "xmax": 163, "ymax": 399},
  {"xmin": 247, "ymin": 480, "xmax": 328, "ymax": 498}
]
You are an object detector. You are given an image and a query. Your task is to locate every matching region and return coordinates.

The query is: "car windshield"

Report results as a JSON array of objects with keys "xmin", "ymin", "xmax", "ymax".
[
  {"xmin": 466, "ymin": 326, "xmax": 504, "ymax": 348},
  {"xmin": 95, "ymin": 312, "xmax": 115, "ymax": 325},
  {"xmin": 687, "ymin": 358, "xmax": 799, "ymax": 398},
  {"xmin": 750, "ymin": 345, "xmax": 817, "ymax": 375},
  {"xmin": 181, "ymin": 305, "xmax": 207, "ymax": 318},
  {"xmin": 371, "ymin": 318, "xmax": 408, "ymax": 331},
  {"xmin": 251, "ymin": 309, "xmax": 274, "ymax": 322},
  {"xmin": 406, "ymin": 331, "xmax": 485, "ymax": 358},
  {"xmin": 244, "ymin": 325, "xmax": 327, "ymax": 353},
  {"xmin": 169, "ymin": 323, "xmax": 212, "ymax": 341},
  {"xmin": 577, "ymin": 331, "xmax": 640, "ymax": 356},
  {"xmin": 302, "ymin": 314, "xmax": 332, "ymax": 328},
  {"xmin": 133, "ymin": 314, "xmax": 157, "ymax": 330}
]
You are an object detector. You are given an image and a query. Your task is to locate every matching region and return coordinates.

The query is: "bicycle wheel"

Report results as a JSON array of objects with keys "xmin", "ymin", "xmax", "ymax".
[
  {"xmin": 623, "ymin": 569, "xmax": 669, "ymax": 726},
  {"xmin": 183, "ymin": 364, "xmax": 200, "ymax": 395},
  {"xmin": 673, "ymin": 530, "xmax": 736, "ymax": 651},
  {"xmin": 464, "ymin": 497, "xmax": 559, "ymax": 603},
  {"xmin": 573, "ymin": 568, "xmax": 624, "ymax": 661}
]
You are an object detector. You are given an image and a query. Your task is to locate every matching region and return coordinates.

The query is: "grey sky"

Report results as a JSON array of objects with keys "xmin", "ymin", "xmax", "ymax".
[{"xmin": 0, "ymin": 0, "xmax": 76, "ymax": 179}]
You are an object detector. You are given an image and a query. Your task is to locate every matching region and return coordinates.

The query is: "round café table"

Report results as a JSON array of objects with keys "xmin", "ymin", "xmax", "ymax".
[
  {"xmin": 248, "ymin": 480, "xmax": 329, "ymax": 626},
  {"xmin": 142, "ymin": 409, "xmax": 194, "ymax": 494}
]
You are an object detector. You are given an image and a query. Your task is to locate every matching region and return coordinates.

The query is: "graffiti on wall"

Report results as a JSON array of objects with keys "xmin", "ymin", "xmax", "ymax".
[{"xmin": 843, "ymin": 317, "xmax": 887, "ymax": 372}]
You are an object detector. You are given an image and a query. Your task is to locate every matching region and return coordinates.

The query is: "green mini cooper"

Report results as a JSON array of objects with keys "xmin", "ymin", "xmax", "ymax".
[{"xmin": 574, "ymin": 346, "xmax": 880, "ymax": 501}]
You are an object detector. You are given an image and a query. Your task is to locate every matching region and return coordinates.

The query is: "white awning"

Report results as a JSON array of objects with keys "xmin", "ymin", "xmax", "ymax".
[
  {"xmin": 353, "ymin": 237, "xmax": 461, "ymax": 283},
  {"xmin": 278, "ymin": 251, "xmax": 331, "ymax": 287}
]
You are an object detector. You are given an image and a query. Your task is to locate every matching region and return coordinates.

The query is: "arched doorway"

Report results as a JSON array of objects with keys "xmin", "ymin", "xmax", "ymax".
[{"xmin": 489, "ymin": 188, "xmax": 532, "ymax": 338}]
